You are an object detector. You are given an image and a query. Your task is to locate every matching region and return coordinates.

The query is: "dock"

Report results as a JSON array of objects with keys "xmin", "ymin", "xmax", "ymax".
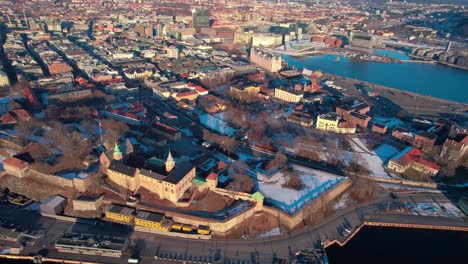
[{"xmin": 323, "ymin": 213, "xmax": 468, "ymax": 248}]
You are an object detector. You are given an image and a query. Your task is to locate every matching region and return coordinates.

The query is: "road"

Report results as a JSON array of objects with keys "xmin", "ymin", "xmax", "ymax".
[{"xmin": 1, "ymin": 192, "xmax": 465, "ymax": 264}]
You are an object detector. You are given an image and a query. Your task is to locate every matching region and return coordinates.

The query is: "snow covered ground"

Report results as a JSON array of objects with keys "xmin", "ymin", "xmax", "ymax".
[
  {"xmin": 199, "ymin": 112, "xmax": 236, "ymax": 136},
  {"xmin": 334, "ymin": 192, "xmax": 351, "ymax": 210},
  {"xmin": 350, "ymin": 138, "xmax": 391, "ymax": 179},
  {"xmin": 405, "ymin": 202, "xmax": 465, "ymax": 218},
  {"xmin": 259, "ymin": 165, "xmax": 345, "ymax": 214},
  {"xmin": 378, "ymin": 183, "xmax": 442, "ymax": 193},
  {"xmin": 256, "ymin": 227, "xmax": 281, "ymax": 238}
]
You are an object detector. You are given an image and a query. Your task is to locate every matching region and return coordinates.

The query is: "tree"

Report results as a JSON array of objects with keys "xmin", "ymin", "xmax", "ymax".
[
  {"xmin": 265, "ymin": 152, "xmax": 288, "ymax": 171},
  {"xmin": 349, "ymin": 176, "xmax": 379, "ymax": 203},
  {"xmin": 228, "ymin": 173, "xmax": 255, "ymax": 193},
  {"xmin": 282, "ymin": 169, "xmax": 303, "ymax": 190},
  {"xmin": 347, "ymin": 153, "xmax": 369, "ymax": 176},
  {"xmin": 101, "ymin": 118, "xmax": 129, "ymax": 142},
  {"xmin": 15, "ymin": 117, "xmax": 42, "ymax": 138},
  {"xmin": 220, "ymin": 136, "xmax": 237, "ymax": 154},
  {"xmin": 224, "ymin": 107, "xmax": 248, "ymax": 129}
]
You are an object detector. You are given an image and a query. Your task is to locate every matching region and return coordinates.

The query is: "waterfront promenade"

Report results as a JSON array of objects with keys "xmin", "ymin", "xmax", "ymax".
[{"xmin": 0, "ymin": 192, "xmax": 466, "ymax": 264}]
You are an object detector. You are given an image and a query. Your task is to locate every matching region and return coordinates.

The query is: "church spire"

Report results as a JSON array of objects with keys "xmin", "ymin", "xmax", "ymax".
[
  {"xmin": 166, "ymin": 148, "xmax": 175, "ymax": 172},
  {"xmin": 113, "ymin": 142, "xmax": 123, "ymax": 160}
]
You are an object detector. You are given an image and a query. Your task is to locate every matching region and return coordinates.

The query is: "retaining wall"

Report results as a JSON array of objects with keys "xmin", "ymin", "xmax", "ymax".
[
  {"xmin": 134, "ymin": 226, "xmax": 211, "ymax": 240},
  {"xmin": 263, "ymin": 177, "xmax": 352, "ymax": 229}
]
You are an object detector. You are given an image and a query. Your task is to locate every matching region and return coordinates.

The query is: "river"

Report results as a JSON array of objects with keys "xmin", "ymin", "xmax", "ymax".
[
  {"xmin": 282, "ymin": 50, "xmax": 468, "ymax": 104},
  {"xmin": 325, "ymin": 226, "xmax": 468, "ymax": 264}
]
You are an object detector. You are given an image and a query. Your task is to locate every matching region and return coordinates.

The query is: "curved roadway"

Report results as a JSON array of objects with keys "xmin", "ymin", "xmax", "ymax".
[{"xmin": 2, "ymin": 192, "xmax": 465, "ymax": 264}]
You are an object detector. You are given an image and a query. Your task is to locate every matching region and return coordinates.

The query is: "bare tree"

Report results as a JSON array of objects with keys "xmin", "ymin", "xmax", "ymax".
[
  {"xmin": 282, "ymin": 169, "xmax": 303, "ymax": 190},
  {"xmin": 101, "ymin": 118, "xmax": 129, "ymax": 142},
  {"xmin": 227, "ymin": 173, "xmax": 254, "ymax": 193},
  {"xmin": 265, "ymin": 152, "xmax": 288, "ymax": 171},
  {"xmin": 349, "ymin": 176, "xmax": 379, "ymax": 203},
  {"xmin": 15, "ymin": 117, "xmax": 42, "ymax": 138}
]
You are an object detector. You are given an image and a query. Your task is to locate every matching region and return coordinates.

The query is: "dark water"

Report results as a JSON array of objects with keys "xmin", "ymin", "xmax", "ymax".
[
  {"xmin": 326, "ymin": 226, "xmax": 468, "ymax": 264},
  {"xmin": 282, "ymin": 52, "xmax": 468, "ymax": 104}
]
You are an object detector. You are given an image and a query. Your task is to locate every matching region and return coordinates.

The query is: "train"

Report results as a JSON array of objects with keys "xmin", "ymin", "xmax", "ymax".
[
  {"xmin": 170, "ymin": 223, "xmax": 211, "ymax": 235},
  {"xmin": 104, "ymin": 204, "xmax": 211, "ymax": 236}
]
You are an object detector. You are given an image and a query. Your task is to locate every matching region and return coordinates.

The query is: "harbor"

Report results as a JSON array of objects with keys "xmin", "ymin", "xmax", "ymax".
[{"xmin": 282, "ymin": 50, "xmax": 468, "ymax": 104}]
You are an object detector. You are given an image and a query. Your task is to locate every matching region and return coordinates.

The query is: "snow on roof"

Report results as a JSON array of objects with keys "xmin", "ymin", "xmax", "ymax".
[{"xmin": 42, "ymin": 195, "xmax": 66, "ymax": 207}]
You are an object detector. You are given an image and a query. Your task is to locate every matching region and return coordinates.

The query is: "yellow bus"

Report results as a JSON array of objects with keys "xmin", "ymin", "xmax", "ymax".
[{"xmin": 197, "ymin": 225, "xmax": 211, "ymax": 235}]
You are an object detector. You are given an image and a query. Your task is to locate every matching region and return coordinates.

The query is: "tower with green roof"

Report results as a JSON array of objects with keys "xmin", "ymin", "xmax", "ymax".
[{"xmin": 113, "ymin": 142, "xmax": 123, "ymax": 160}]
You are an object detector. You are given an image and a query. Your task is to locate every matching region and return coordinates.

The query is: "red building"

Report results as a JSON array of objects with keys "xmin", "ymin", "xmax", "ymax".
[
  {"xmin": 413, "ymin": 131, "xmax": 437, "ymax": 152},
  {"xmin": 392, "ymin": 126, "xmax": 415, "ymax": 144},
  {"xmin": 336, "ymin": 100, "xmax": 371, "ymax": 128},
  {"xmin": 372, "ymin": 123, "xmax": 388, "ymax": 134},
  {"xmin": 348, "ymin": 112, "xmax": 372, "ymax": 128},
  {"xmin": 48, "ymin": 60, "xmax": 72, "ymax": 75}
]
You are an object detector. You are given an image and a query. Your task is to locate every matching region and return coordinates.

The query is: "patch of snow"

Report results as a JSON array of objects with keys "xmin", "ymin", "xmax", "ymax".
[
  {"xmin": 259, "ymin": 165, "xmax": 345, "ymax": 214},
  {"xmin": 334, "ymin": 192, "xmax": 351, "ymax": 210},
  {"xmin": 378, "ymin": 183, "xmax": 442, "ymax": 193},
  {"xmin": 350, "ymin": 138, "xmax": 391, "ymax": 179},
  {"xmin": 199, "ymin": 112, "xmax": 236, "ymax": 136},
  {"xmin": 256, "ymin": 227, "xmax": 281, "ymax": 238},
  {"xmin": 404, "ymin": 202, "xmax": 465, "ymax": 218}
]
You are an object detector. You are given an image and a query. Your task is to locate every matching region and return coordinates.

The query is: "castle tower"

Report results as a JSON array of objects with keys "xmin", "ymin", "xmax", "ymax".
[
  {"xmin": 165, "ymin": 149, "xmax": 175, "ymax": 172},
  {"xmin": 113, "ymin": 142, "xmax": 123, "ymax": 161}
]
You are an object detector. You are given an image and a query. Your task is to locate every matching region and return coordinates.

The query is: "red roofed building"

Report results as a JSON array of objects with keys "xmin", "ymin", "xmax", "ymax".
[
  {"xmin": 3, "ymin": 156, "xmax": 30, "ymax": 178},
  {"xmin": 11, "ymin": 109, "xmax": 31, "ymax": 121},
  {"xmin": 175, "ymin": 91, "xmax": 198, "ymax": 101},
  {"xmin": 388, "ymin": 147, "xmax": 440, "ymax": 176},
  {"xmin": 1, "ymin": 109, "xmax": 31, "ymax": 125},
  {"xmin": 152, "ymin": 122, "xmax": 182, "ymax": 140},
  {"xmin": 1, "ymin": 112, "xmax": 17, "ymax": 125},
  {"xmin": 206, "ymin": 172, "xmax": 218, "ymax": 189},
  {"xmin": 217, "ymin": 161, "xmax": 228, "ymax": 172},
  {"xmin": 187, "ymin": 82, "xmax": 209, "ymax": 96}
]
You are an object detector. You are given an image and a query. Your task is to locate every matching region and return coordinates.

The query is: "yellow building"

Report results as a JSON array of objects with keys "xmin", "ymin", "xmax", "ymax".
[
  {"xmin": 274, "ymin": 87, "xmax": 304, "ymax": 103},
  {"xmin": 316, "ymin": 112, "xmax": 356, "ymax": 134},
  {"xmin": 105, "ymin": 204, "xmax": 135, "ymax": 224},
  {"xmin": 73, "ymin": 194, "xmax": 104, "ymax": 212},
  {"xmin": 139, "ymin": 160, "xmax": 196, "ymax": 203},
  {"xmin": 134, "ymin": 211, "xmax": 169, "ymax": 231},
  {"xmin": 230, "ymin": 80, "xmax": 260, "ymax": 96},
  {"xmin": 107, "ymin": 160, "xmax": 140, "ymax": 192},
  {"xmin": 106, "ymin": 151, "xmax": 196, "ymax": 203}
]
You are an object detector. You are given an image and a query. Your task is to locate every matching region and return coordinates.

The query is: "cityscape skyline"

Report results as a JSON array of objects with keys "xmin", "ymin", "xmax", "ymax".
[{"xmin": 0, "ymin": 0, "xmax": 467, "ymax": 263}]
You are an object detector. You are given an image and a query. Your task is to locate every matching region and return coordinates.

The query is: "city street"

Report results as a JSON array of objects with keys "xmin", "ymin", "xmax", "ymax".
[{"xmin": 0, "ymin": 192, "xmax": 465, "ymax": 264}]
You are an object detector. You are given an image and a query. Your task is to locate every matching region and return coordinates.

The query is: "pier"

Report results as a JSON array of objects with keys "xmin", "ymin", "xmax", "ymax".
[
  {"xmin": 323, "ymin": 214, "xmax": 468, "ymax": 248},
  {"xmin": 0, "ymin": 254, "xmax": 102, "ymax": 264}
]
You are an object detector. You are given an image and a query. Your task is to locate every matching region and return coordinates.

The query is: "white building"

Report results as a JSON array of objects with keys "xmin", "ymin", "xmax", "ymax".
[
  {"xmin": 0, "ymin": 71, "xmax": 10, "ymax": 87},
  {"xmin": 251, "ymin": 33, "xmax": 283, "ymax": 47},
  {"xmin": 167, "ymin": 46, "xmax": 179, "ymax": 59}
]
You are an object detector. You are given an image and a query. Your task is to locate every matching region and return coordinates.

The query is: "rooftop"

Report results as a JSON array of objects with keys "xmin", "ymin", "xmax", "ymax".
[
  {"xmin": 319, "ymin": 112, "xmax": 339, "ymax": 121},
  {"xmin": 136, "ymin": 210, "xmax": 164, "ymax": 223},
  {"xmin": 140, "ymin": 168, "xmax": 165, "ymax": 181},
  {"xmin": 165, "ymin": 161, "xmax": 195, "ymax": 184},
  {"xmin": 108, "ymin": 160, "xmax": 138, "ymax": 177},
  {"xmin": 106, "ymin": 204, "xmax": 134, "ymax": 216}
]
